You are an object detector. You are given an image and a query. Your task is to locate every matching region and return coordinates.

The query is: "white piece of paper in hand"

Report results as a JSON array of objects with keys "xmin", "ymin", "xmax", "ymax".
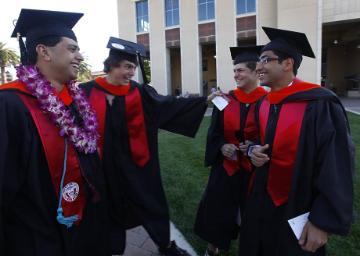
[
  {"xmin": 212, "ymin": 96, "xmax": 229, "ymax": 111},
  {"xmin": 288, "ymin": 212, "xmax": 310, "ymax": 240}
]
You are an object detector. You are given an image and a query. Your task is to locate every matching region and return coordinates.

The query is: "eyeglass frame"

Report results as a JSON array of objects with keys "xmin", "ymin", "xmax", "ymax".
[{"xmin": 257, "ymin": 56, "xmax": 280, "ymax": 65}]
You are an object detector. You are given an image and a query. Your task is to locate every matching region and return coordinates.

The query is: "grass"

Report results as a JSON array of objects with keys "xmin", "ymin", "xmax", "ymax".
[{"xmin": 159, "ymin": 113, "xmax": 360, "ymax": 256}]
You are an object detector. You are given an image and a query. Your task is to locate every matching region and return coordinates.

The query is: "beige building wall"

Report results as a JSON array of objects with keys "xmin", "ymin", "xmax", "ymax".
[
  {"xmin": 117, "ymin": 0, "xmax": 142, "ymax": 82},
  {"xmin": 117, "ymin": 0, "xmax": 137, "ymax": 41},
  {"xmin": 179, "ymin": 0, "xmax": 201, "ymax": 94},
  {"xmin": 256, "ymin": 0, "xmax": 277, "ymax": 44},
  {"xmin": 323, "ymin": 0, "xmax": 360, "ymax": 23},
  {"xmin": 276, "ymin": 0, "xmax": 321, "ymax": 84},
  {"xmin": 215, "ymin": 0, "xmax": 237, "ymax": 92},
  {"xmin": 148, "ymin": 0, "xmax": 169, "ymax": 94}
]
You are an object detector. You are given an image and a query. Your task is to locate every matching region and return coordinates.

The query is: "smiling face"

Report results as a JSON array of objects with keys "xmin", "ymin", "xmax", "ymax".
[
  {"xmin": 233, "ymin": 62, "xmax": 258, "ymax": 92},
  {"xmin": 256, "ymin": 50, "xmax": 286, "ymax": 88},
  {"xmin": 107, "ymin": 60, "xmax": 137, "ymax": 85},
  {"xmin": 45, "ymin": 37, "xmax": 84, "ymax": 82}
]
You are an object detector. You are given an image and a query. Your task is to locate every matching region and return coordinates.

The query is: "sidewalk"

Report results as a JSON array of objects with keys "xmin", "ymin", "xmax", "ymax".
[
  {"xmin": 340, "ymin": 97, "xmax": 360, "ymax": 115},
  {"xmin": 124, "ymin": 223, "xmax": 198, "ymax": 256}
]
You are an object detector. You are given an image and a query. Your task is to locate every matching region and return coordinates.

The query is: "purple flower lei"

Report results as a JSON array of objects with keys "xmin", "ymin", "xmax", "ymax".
[{"xmin": 16, "ymin": 65, "xmax": 99, "ymax": 154}]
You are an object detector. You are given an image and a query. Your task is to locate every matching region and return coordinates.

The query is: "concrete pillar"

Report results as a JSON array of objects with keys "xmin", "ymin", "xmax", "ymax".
[
  {"xmin": 117, "ymin": 0, "xmax": 142, "ymax": 82},
  {"xmin": 256, "ymin": 0, "xmax": 278, "ymax": 45},
  {"xmin": 117, "ymin": 0, "xmax": 137, "ymax": 41},
  {"xmin": 277, "ymin": 0, "xmax": 321, "ymax": 84},
  {"xmin": 215, "ymin": 0, "xmax": 237, "ymax": 92},
  {"xmin": 148, "ymin": 0, "xmax": 169, "ymax": 94},
  {"xmin": 179, "ymin": 0, "xmax": 201, "ymax": 95}
]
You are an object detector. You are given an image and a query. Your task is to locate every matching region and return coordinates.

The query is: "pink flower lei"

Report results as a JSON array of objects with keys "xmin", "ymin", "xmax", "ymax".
[{"xmin": 16, "ymin": 65, "xmax": 99, "ymax": 154}]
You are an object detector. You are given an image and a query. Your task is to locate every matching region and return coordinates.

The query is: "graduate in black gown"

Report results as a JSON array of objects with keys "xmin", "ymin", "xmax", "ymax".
[
  {"xmin": 194, "ymin": 46, "xmax": 267, "ymax": 256},
  {"xmin": 81, "ymin": 37, "xmax": 210, "ymax": 255},
  {"xmin": 240, "ymin": 27, "xmax": 355, "ymax": 256},
  {"xmin": 0, "ymin": 9, "xmax": 111, "ymax": 256}
]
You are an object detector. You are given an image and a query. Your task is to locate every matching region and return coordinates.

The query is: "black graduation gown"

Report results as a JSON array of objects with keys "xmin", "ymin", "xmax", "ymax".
[
  {"xmin": 194, "ymin": 93, "xmax": 256, "ymax": 250},
  {"xmin": 0, "ymin": 89, "xmax": 111, "ymax": 256},
  {"xmin": 238, "ymin": 87, "xmax": 354, "ymax": 256},
  {"xmin": 81, "ymin": 80, "xmax": 208, "ymax": 250}
]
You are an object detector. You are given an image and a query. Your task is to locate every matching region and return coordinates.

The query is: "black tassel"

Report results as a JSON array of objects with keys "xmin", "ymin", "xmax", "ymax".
[
  {"xmin": 137, "ymin": 52, "xmax": 148, "ymax": 85},
  {"xmin": 18, "ymin": 35, "xmax": 28, "ymax": 65}
]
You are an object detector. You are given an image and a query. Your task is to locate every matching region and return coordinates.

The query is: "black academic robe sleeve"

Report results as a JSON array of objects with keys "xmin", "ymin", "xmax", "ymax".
[
  {"xmin": 142, "ymin": 84, "xmax": 208, "ymax": 137},
  {"xmin": 0, "ymin": 93, "xmax": 28, "ymax": 254},
  {"xmin": 0, "ymin": 95, "xmax": 6, "ymax": 253},
  {"xmin": 308, "ymin": 99, "xmax": 354, "ymax": 235},
  {"xmin": 204, "ymin": 107, "xmax": 226, "ymax": 167}
]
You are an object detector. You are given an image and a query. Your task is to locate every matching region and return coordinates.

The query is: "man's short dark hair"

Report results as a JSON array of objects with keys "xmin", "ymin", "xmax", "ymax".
[
  {"xmin": 233, "ymin": 60, "xmax": 257, "ymax": 72},
  {"xmin": 27, "ymin": 36, "xmax": 63, "ymax": 65},
  {"xmin": 272, "ymin": 50, "xmax": 300, "ymax": 76},
  {"xmin": 103, "ymin": 50, "xmax": 138, "ymax": 73}
]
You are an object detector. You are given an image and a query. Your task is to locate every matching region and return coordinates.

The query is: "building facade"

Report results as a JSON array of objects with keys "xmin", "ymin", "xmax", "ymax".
[{"xmin": 117, "ymin": 0, "xmax": 360, "ymax": 96}]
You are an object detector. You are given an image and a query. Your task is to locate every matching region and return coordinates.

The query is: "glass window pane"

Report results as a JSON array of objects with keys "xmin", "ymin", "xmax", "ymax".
[
  {"xmin": 207, "ymin": 2, "xmax": 215, "ymax": 19},
  {"xmin": 137, "ymin": 18, "xmax": 142, "ymax": 32},
  {"xmin": 198, "ymin": 4, "xmax": 207, "ymax": 21},
  {"xmin": 173, "ymin": 0, "xmax": 179, "ymax": 9},
  {"xmin": 143, "ymin": 2, "xmax": 148, "ymax": 16},
  {"xmin": 165, "ymin": 0, "xmax": 171, "ymax": 10},
  {"xmin": 247, "ymin": 0, "xmax": 256, "ymax": 12},
  {"xmin": 166, "ymin": 11, "xmax": 172, "ymax": 26},
  {"xmin": 173, "ymin": 9, "xmax": 179, "ymax": 25},
  {"xmin": 136, "ymin": 3, "xmax": 142, "ymax": 16},
  {"xmin": 143, "ymin": 19, "xmax": 149, "ymax": 32},
  {"xmin": 237, "ymin": 0, "xmax": 246, "ymax": 14},
  {"xmin": 199, "ymin": 0, "xmax": 207, "ymax": 4}
]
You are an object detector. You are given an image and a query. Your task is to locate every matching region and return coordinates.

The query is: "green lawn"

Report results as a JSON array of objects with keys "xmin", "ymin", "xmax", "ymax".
[{"xmin": 158, "ymin": 112, "xmax": 360, "ymax": 256}]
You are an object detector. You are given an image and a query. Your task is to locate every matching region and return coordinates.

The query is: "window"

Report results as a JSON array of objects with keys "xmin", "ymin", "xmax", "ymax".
[
  {"xmin": 136, "ymin": 0, "xmax": 149, "ymax": 32},
  {"xmin": 198, "ymin": 0, "xmax": 215, "ymax": 21},
  {"xmin": 236, "ymin": 0, "xmax": 256, "ymax": 15},
  {"xmin": 165, "ymin": 0, "xmax": 179, "ymax": 27}
]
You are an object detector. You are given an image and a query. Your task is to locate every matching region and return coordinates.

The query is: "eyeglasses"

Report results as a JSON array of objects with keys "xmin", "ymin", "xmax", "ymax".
[{"xmin": 257, "ymin": 56, "xmax": 279, "ymax": 65}]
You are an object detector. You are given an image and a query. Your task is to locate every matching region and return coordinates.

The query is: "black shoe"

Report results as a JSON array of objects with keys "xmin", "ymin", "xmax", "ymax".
[{"xmin": 159, "ymin": 241, "xmax": 191, "ymax": 256}]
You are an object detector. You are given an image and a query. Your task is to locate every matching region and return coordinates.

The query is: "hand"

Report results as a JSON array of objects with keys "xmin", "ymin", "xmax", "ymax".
[
  {"xmin": 239, "ymin": 140, "xmax": 253, "ymax": 154},
  {"xmin": 249, "ymin": 144, "xmax": 270, "ymax": 167},
  {"xmin": 299, "ymin": 221, "xmax": 328, "ymax": 253},
  {"xmin": 221, "ymin": 144, "xmax": 239, "ymax": 159},
  {"xmin": 207, "ymin": 90, "xmax": 223, "ymax": 102}
]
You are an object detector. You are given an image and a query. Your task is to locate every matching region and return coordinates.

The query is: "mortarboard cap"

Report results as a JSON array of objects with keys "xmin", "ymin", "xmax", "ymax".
[
  {"xmin": 107, "ymin": 37, "xmax": 146, "ymax": 58},
  {"xmin": 106, "ymin": 37, "xmax": 149, "ymax": 84},
  {"xmin": 261, "ymin": 27, "xmax": 315, "ymax": 70},
  {"xmin": 11, "ymin": 9, "xmax": 83, "ymax": 64},
  {"xmin": 230, "ymin": 45, "xmax": 264, "ymax": 64}
]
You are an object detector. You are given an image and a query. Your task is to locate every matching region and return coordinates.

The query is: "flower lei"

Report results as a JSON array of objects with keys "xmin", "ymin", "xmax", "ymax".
[{"xmin": 16, "ymin": 65, "xmax": 99, "ymax": 154}]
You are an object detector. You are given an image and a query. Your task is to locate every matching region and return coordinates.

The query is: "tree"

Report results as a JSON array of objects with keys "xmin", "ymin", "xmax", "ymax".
[
  {"xmin": 77, "ymin": 61, "xmax": 92, "ymax": 82},
  {"xmin": 0, "ymin": 42, "xmax": 20, "ymax": 84},
  {"xmin": 143, "ymin": 59, "xmax": 151, "ymax": 83}
]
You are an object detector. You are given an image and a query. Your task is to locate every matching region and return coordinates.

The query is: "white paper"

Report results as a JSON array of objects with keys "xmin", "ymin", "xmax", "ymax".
[
  {"xmin": 288, "ymin": 212, "xmax": 310, "ymax": 240},
  {"xmin": 212, "ymin": 96, "xmax": 229, "ymax": 111}
]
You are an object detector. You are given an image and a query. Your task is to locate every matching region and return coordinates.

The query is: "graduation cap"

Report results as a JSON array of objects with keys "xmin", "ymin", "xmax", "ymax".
[
  {"xmin": 230, "ymin": 45, "xmax": 264, "ymax": 64},
  {"xmin": 107, "ymin": 36, "xmax": 147, "ymax": 58},
  {"xmin": 106, "ymin": 37, "xmax": 149, "ymax": 84},
  {"xmin": 261, "ymin": 27, "xmax": 315, "ymax": 70},
  {"xmin": 11, "ymin": 9, "xmax": 83, "ymax": 64}
]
